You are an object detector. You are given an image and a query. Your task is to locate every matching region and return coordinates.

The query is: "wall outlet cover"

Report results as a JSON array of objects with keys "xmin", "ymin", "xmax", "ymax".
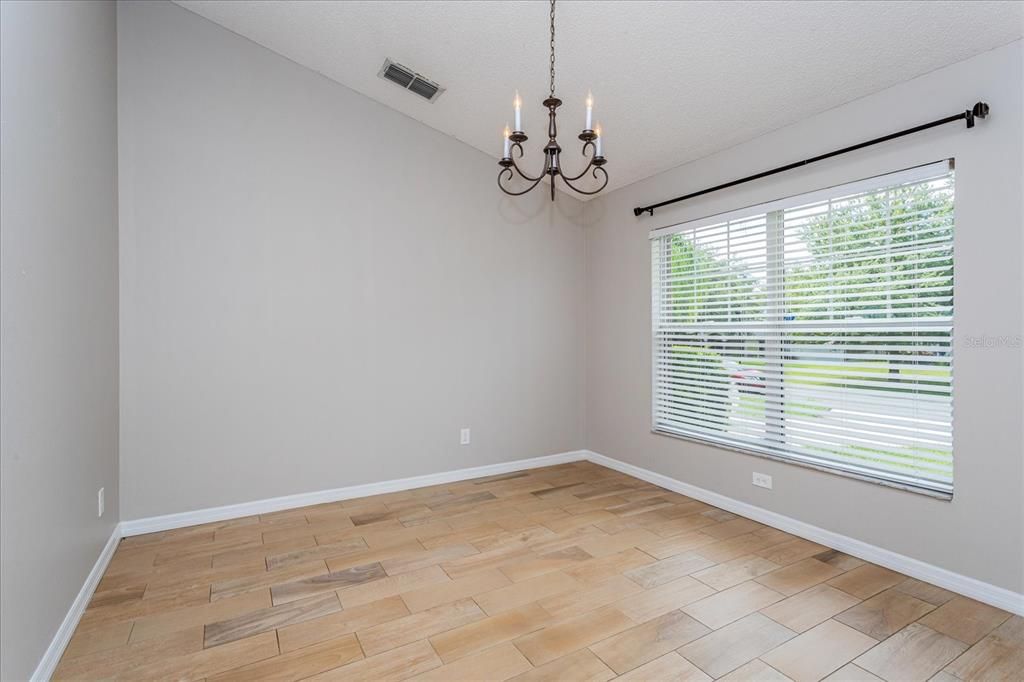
[{"xmin": 752, "ymin": 472, "xmax": 773, "ymax": 489}]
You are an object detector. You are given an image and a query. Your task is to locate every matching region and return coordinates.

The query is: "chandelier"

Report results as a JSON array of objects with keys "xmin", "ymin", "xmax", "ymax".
[{"xmin": 497, "ymin": 0, "xmax": 608, "ymax": 201}]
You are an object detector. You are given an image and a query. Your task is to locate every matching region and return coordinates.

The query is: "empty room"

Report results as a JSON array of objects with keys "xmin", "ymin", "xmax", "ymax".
[{"xmin": 2, "ymin": 0, "xmax": 1023, "ymax": 680}]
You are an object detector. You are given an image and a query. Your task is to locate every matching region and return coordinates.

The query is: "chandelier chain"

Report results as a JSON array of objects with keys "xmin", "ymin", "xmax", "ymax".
[{"xmin": 549, "ymin": 0, "xmax": 556, "ymax": 97}]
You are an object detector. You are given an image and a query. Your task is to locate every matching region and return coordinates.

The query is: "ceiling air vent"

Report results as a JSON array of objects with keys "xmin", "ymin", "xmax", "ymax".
[{"xmin": 378, "ymin": 58, "xmax": 444, "ymax": 102}]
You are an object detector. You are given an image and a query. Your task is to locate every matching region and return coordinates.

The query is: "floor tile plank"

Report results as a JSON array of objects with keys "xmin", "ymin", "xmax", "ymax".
[
  {"xmin": 563, "ymin": 547, "xmax": 656, "ymax": 585},
  {"xmin": 916, "ymin": 595, "xmax": 1011, "ymax": 645},
  {"xmin": 624, "ymin": 552, "xmax": 716, "ymax": 588},
  {"xmin": 854, "ymin": 623, "xmax": 967, "ymax": 682},
  {"xmin": 717, "ymin": 659, "xmax": 794, "ymax": 681},
  {"xmin": 60, "ymin": 619, "xmax": 133, "ymax": 661},
  {"xmin": 507, "ymin": 648, "xmax": 615, "ymax": 682},
  {"xmin": 821, "ymin": 662, "xmax": 884, "ymax": 681},
  {"xmin": 891, "ymin": 578, "xmax": 956, "ymax": 607},
  {"xmin": 270, "ymin": 561, "xmax": 387, "ymax": 605},
  {"xmin": 337, "ymin": 564, "xmax": 450, "ymax": 608},
  {"xmin": 277, "ymin": 594, "xmax": 410, "ymax": 653},
  {"xmin": 590, "ymin": 609, "xmax": 709, "ymax": 673},
  {"xmin": 762, "ymin": 619, "xmax": 878, "ymax": 682},
  {"xmin": 304, "ymin": 639, "xmax": 442, "ymax": 681},
  {"xmin": 756, "ymin": 557, "xmax": 844, "ymax": 596},
  {"xmin": 614, "ymin": 575, "xmax": 715, "ymax": 623},
  {"xmin": 827, "ymin": 564, "xmax": 905, "ymax": 600},
  {"xmin": 130, "ymin": 589, "xmax": 273, "ymax": 643},
  {"xmin": 834, "ymin": 588, "xmax": 936, "ymax": 640},
  {"xmin": 208, "ymin": 633, "xmax": 363, "ymax": 682},
  {"xmin": 761, "ymin": 583, "xmax": 861, "ymax": 633},
  {"xmin": 204, "ymin": 592, "xmax": 340, "ymax": 647},
  {"xmin": 402, "ymin": 567, "xmax": 511, "ymax": 613},
  {"xmin": 679, "ymin": 612, "xmax": 796, "ymax": 678},
  {"xmin": 682, "ymin": 580, "xmax": 785, "ymax": 629},
  {"xmin": 473, "ymin": 570, "xmax": 577, "ymax": 615},
  {"xmin": 540, "ymin": 574, "xmax": 642, "ymax": 620},
  {"xmin": 410, "ymin": 641, "xmax": 532, "ymax": 681},
  {"xmin": 943, "ymin": 615, "xmax": 1024, "ymax": 682},
  {"xmin": 429, "ymin": 602, "xmax": 551, "ymax": 663},
  {"xmin": 615, "ymin": 651, "xmax": 712, "ymax": 682},
  {"xmin": 356, "ymin": 597, "xmax": 485, "ymax": 657},
  {"xmin": 513, "ymin": 605, "xmax": 636, "ymax": 667},
  {"xmin": 693, "ymin": 554, "xmax": 781, "ymax": 591}
]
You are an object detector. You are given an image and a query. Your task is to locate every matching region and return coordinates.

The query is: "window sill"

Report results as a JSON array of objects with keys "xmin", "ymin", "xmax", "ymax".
[{"xmin": 651, "ymin": 427, "xmax": 953, "ymax": 501}]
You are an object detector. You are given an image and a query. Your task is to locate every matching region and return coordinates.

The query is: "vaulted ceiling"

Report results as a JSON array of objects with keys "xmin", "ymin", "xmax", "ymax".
[{"xmin": 175, "ymin": 1, "xmax": 1023, "ymax": 197}]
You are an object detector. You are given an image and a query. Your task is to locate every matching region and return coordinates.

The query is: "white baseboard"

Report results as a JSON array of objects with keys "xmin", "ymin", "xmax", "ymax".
[
  {"xmin": 585, "ymin": 450, "xmax": 1024, "ymax": 616},
  {"xmin": 31, "ymin": 522, "xmax": 123, "ymax": 682},
  {"xmin": 120, "ymin": 450, "xmax": 589, "ymax": 537}
]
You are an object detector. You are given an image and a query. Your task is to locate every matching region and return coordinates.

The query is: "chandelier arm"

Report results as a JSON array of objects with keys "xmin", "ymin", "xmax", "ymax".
[
  {"xmin": 559, "ymin": 141, "xmax": 597, "ymax": 182},
  {"xmin": 559, "ymin": 158, "xmax": 595, "ymax": 183},
  {"xmin": 509, "ymin": 144, "xmax": 544, "ymax": 182},
  {"xmin": 558, "ymin": 165, "xmax": 609, "ymax": 196},
  {"xmin": 497, "ymin": 167, "xmax": 545, "ymax": 196}
]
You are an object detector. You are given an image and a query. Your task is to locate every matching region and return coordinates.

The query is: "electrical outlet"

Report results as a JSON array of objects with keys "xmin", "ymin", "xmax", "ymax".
[
  {"xmin": 752, "ymin": 472, "xmax": 773, "ymax": 489},
  {"xmin": 98, "ymin": 487, "xmax": 105, "ymax": 518},
  {"xmin": 460, "ymin": 428, "xmax": 471, "ymax": 445}
]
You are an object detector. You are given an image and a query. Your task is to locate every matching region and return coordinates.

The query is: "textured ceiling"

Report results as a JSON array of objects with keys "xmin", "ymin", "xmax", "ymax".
[{"xmin": 174, "ymin": 1, "xmax": 1023, "ymax": 198}]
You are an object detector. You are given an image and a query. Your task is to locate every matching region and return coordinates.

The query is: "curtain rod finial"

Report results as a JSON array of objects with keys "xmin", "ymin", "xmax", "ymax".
[{"xmin": 966, "ymin": 101, "xmax": 990, "ymax": 128}]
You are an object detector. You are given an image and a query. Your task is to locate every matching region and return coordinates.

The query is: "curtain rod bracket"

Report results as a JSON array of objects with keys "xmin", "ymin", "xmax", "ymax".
[
  {"xmin": 633, "ymin": 101, "xmax": 990, "ymax": 218},
  {"xmin": 965, "ymin": 101, "xmax": 989, "ymax": 128}
]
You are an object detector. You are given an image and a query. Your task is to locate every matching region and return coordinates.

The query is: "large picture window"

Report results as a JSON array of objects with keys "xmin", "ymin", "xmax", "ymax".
[{"xmin": 651, "ymin": 161, "xmax": 954, "ymax": 495}]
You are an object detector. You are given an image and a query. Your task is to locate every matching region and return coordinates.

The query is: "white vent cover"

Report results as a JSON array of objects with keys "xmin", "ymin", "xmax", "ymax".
[{"xmin": 378, "ymin": 58, "xmax": 444, "ymax": 102}]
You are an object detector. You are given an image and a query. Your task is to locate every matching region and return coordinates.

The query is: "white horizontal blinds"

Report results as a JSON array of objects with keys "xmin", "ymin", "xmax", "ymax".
[
  {"xmin": 653, "ymin": 212, "xmax": 772, "ymax": 451},
  {"xmin": 652, "ymin": 162, "xmax": 954, "ymax": 493}
]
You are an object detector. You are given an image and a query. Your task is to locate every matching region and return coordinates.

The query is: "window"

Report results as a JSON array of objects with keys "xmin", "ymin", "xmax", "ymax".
[{"xmin": 651, "ymin": 161, "xmax": 954, "ymax": 495}]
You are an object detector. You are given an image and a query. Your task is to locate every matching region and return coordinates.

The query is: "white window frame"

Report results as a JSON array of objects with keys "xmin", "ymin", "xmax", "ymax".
[{"xmin": 650, "ymin": 160, "xmax": 955, "ymax": 498}]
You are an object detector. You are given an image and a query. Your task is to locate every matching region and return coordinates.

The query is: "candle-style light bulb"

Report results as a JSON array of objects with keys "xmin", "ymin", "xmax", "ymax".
[
  {"xmin": 585, "ymin": 91, "xmax": 593, "ymax": 131},
  {"xmin": 595, "ymin": 122, "xmax": 603, "ymax": 156},
  {"xmin": 513, "ymin": 90, "xmax": 522, "ymax": 131},
  {"xmin": 503, "ymin": 124, "xmax": 511, "ymax": 158}
]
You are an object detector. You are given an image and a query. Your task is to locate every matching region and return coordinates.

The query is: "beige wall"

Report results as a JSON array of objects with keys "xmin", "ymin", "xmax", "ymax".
[
  {"xmin": 0, "ymin": 1, "xmax": 120, "ymax": 678},
  {"xmin": 117, "ymin": 0, "xmax": 586, "ymax": 520},
  {"xmin": 584, "ymin": 41, "xmax": 1024, "ymax": 593}
]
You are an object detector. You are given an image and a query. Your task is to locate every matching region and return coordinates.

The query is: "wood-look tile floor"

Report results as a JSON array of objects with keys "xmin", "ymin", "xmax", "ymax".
[{"xmin": 55, "ymin": 461, "xmax": 1022, "ymax": 681}]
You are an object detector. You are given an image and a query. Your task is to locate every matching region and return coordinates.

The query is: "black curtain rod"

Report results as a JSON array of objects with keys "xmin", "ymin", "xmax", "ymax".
[{"xmin": 633, "ymin": 101, "xmax": 990, "ymax": 218}]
